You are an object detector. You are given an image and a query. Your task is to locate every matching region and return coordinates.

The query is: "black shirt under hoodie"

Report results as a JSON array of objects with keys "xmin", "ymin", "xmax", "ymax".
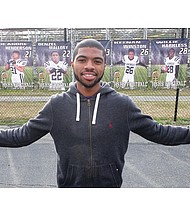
[{"xmin": 0, "ymin": 82, "xmax": 190, "ymax": 187}]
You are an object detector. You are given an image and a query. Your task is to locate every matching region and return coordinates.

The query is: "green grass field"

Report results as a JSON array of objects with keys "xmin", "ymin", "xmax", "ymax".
[
  {"xmin": 0, "ymin": 99, "xmax": 189, "ymax": 126},
  {"xmin": 0, "ymin": 66, "xmax": 73, "ymax": 89},
  {"xmin": 110, "ymin": 64, "xmax": 188, "ymax": 85},
  {"xmin": 0, "ymin": 64, "xmax": 188, "ymax": 87}
]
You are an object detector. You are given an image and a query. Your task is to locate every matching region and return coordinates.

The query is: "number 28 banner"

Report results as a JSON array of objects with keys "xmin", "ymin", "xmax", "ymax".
[
  {"xmin": 36, "ymin": 41, "xmax": 71, "ymax": 90},
  {"xmin": 112, "ymin": 40, "xmax": 150, "ymax": 89},
  {"xmin": 151, "ymin": 38, "xmax": 189, "ymax": 88}
]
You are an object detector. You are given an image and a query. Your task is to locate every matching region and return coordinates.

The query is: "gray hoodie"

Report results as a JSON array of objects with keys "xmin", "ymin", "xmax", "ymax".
[{"xmin": 0, "ymin": 83, "xmax": 190, "ymax": 187}]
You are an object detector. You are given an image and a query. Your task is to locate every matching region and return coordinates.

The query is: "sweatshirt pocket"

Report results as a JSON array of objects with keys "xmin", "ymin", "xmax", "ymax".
[
  {"xmin": 62, "ymin": 163, "xmax": 122, "ymax": 188},
  {"xmin": 62, "ymin": 165, "xmax": 74, "ymax": 187},
  {"xmin": 109, "ymin": 164, "xmax": 122, "ymax": 187},
  {"xmin": 63, "ymin": 164, "xmax": 90, "ymax": 187},
  {"xmin": 96, "ymin": 164, "xmax": 122, "ymax": 188}
]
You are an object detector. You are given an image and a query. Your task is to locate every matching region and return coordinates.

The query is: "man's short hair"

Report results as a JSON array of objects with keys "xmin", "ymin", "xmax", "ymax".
[
  {"xmin": 51, "ymin": 51, "xmax": 59, "ymax": 56},
  {"xmin": 72, "ymin": 39, "xmax": 106, "ymax": 62},
  {"xmin": 128, "ymin": 48, "xmax": 135, "ymax": 54},
  {"xmin": 12, "ymin": 50, "xmax": 20, "ymax": 55},
  {"xmin": 168, "ymin": 48, "xmax": 175, "ymax": 53}
]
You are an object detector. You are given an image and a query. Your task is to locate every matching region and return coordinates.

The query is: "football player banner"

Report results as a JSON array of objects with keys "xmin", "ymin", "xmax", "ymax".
[
  {"xmin": 98, "ymin": 40, "xmax": 111, "ymax": 65},
  {"xmin": 151, "ymin": 38, "xmax": 189, "ymax": 89},
  {"xmin": 36, "ymin": 41, "xmax": 71, "ymax": 90},
  {"xmin": 112, "ymin": 40, "xmax": 149, "ymax": 89},
  {"xmin": 0, "ymin": 41, "xmax": 33, "ymax": 89}
]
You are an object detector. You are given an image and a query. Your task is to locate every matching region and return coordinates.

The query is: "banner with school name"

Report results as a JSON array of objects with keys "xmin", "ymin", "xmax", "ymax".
[
  {"xmin": 112, "ymin": 40, "xmax": 150, "ymax": 88},
  {"xmin": 0, "ymin": 41, "xmax": 33, "ymax": 66},
  {"xmin": 36, "ymin": 41, "xmax": 71, "ymax": 66},
  {"xmin": 36, "ymin": 41, "xmax": 71, "ymax": 89},
  {"xmin": 151, "ymin": 38, "xmax": 189, "ymax": 88},
  {"xmin": 0, "ymin": 41, "xmax": 33, "ymax": 89}
]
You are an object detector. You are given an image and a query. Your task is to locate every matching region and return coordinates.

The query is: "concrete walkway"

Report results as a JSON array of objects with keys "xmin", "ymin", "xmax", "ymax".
[{"xmin": 0, "ymin": 127, "xmax": 189, "ymax": 188}]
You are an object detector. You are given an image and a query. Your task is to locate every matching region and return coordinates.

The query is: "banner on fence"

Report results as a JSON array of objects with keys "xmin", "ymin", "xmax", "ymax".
[
  {"xmin": 98, "ymin": 40, "xmax": 111, "ymax": 65},
  {"xmin": 0, "ymin": 41, "xmax": 33, "ymax": 89},
  {"xmin": 112, "ymin": 40, "xmax": 150, "ymax": 89},
  {"xmin": 36, "ymin": 41, "xmax": 71, "ymax": 90},
  {"xmin": 0, "ymin": 38, "xmax": 189, "ymax": 91},
  {"xmin": 151, "ymin": 38, "xmax": 189, "ymax": 89}
]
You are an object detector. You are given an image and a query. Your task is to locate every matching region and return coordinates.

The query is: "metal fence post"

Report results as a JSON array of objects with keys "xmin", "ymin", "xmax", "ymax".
[
  {"xmin": 64, "ymin": 28, "xmax": 67, "ymax": 42},
  {"xmin": 174, "ymin": 88, "xmax": 180, "ymax": 122}
]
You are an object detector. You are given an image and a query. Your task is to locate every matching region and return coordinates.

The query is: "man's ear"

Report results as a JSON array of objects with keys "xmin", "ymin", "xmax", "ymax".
[{"xmin": 71, "ymin": 61, "xmax": 74, "ymax": 68}]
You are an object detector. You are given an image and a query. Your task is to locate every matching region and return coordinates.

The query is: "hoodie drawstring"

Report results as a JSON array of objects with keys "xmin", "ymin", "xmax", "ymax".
[
  {"xmin": 92, "ymin": 93, "xmax": 100, "ymax": 125},
  {"xmin": 76, "ymin": 92, "xmax": 101, "ymax": 125},
  {"xmin": 76, "ymin": 93, "xmax": 80, "ymax": 122}
]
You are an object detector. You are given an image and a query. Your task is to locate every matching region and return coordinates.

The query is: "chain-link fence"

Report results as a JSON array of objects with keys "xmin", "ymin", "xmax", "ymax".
[{"xmin": 0, "ymin": 28, "xmax": 189, "ymax": 125}]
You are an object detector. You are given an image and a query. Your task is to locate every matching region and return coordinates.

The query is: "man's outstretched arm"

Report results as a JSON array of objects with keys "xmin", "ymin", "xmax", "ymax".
[
  {"xmin": 127, "ymin": 98, "xmax": 190, "ymax": 146},
  {"xmin": 0, "ymin": 98, "xmax": 53, "ymax": 148}
]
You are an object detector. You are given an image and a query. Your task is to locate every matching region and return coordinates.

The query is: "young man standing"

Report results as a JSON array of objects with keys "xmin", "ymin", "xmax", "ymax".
[
  {"xmin": 164, "ymin": 48, "xmax": 180, "ymax": 89},
  {"xmin": 0, "ymin": 39, "xmax": 190, "ymax": 188},
  {"xmin": 44, "ymin": 51, "xmax": 68, "ymax": 90},
  {"xmin": 5, "ymin": 50, "xmax": 27, "ymax": 89},
  {"xmin": 122, "ymin": 48, "xmax": 147, "ymax": 89}
]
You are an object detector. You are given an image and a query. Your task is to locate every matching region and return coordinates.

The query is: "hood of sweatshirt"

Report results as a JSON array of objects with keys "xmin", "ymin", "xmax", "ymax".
[{"xmin": 67, "ymin": 82, "xmax": 115, "ymax": 125}]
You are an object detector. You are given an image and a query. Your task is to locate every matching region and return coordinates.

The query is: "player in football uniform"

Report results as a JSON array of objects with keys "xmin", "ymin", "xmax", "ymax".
[
  {"xmin": 122, "ymin": 48, "xmax": 147, "ymax": 89},
  {"xmin": 164, "ymin": 48, "xmax": 180, "ymax": 89},
  {"xmin": 44, "ymin": 51, "xmax": 68, "ymax": 90},
  {"xmin": 5, "ymin": 50, "xmax": 27, "ymax": 88}
]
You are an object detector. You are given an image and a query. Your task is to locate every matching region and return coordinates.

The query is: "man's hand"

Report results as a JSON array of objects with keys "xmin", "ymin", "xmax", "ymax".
[
  {"xmin": 58, "ymin": 68, "xmax": 66, "ymax": 74},
  {"xmin": 49, "ymin": 68, "xmax": 56, "ymax": 73},
  {"xmin": 7, "ymin": 59, "xmax": 16, "ymax": 65}
]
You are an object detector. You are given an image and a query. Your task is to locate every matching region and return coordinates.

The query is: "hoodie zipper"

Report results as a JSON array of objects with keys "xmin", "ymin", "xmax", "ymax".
[{"xmin": 87, "ymin": 99, "xmax": 93, "ymax": 183}]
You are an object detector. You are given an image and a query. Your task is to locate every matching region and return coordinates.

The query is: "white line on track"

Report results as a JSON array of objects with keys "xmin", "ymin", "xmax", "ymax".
[
  {"xmin": 125, "ymin": 161, "xmax": 162, "ymax": 187},
  {"xmin": 6, "ymin": 148, "xmax": 20, "ymax": 186}
]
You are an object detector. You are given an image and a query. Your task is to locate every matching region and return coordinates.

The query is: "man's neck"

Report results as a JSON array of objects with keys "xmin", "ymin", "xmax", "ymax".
[{"xmin": 76, "ymin": 82, "xmax": 101, "ymax": 97}]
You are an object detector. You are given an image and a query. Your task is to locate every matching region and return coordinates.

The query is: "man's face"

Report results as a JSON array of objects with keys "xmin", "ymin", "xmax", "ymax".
[
  {"xmin": 71, "ymin": 47, "xmax": 106, "ymax": 88},
  {"xmin": 168, "ymin": 49, "xmax": 175, "ymax": 59},
  {"xmin": 12, "ymin": 52, "xmax": 20, "ymax": 60},
  {"xmin": 51, "ymin": 52, "xmax": 60, "ymax": 63},
  {"xmin": 128, "ymin": 51, "xmax": 135, "ymax": 60}
]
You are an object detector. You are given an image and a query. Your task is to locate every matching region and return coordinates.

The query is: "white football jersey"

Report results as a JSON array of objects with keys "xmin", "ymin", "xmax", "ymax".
[
  {"xmin": 122, "ymin": 55, "xmax": 139, "ymax": 75},
  {"xmin": 10, "ymin": 59, "xmax": 27, "ymax": 75},
  {"xmin": 44, "ymin": 60, "xmax": 68, "ymax": 83},
  {"xmin": 164, "ymin": 56, "xmax": 180, "ymax": 74}
]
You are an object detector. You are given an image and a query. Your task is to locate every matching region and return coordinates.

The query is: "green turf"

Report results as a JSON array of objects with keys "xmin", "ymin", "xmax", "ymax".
[{"xmin": 0, "ymin": 64, "xmax": 188, "ymax": 87}]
